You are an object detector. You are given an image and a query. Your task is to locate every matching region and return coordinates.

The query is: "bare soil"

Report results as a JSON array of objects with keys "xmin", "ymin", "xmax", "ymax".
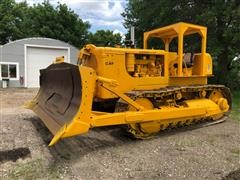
[{"xmin": 0, "ymin": 88, "xmax": 240, "ymax": 180}]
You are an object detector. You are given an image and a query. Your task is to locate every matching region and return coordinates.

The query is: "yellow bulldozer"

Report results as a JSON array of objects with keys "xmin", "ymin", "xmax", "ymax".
[{"xmin": 25, "ymin": 22, "xmax": 231, "ymax": 146}]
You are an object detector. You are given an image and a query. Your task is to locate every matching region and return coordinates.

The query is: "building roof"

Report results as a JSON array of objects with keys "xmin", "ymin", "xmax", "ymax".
[{"xmin": 3, "ymin": 37, "xmax": 73, "ymax": 47}]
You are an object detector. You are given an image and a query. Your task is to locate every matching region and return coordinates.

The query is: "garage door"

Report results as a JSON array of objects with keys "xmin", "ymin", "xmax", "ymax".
[{"xmin": 27, "ymin": 47, "xmax": 69, "ymax": 88}]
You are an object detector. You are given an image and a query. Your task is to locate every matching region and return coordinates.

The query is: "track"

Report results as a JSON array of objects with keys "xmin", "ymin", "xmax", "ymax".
[{"xmin": 115, "ymin": 84, "xmax": 232, "ymax": 138}]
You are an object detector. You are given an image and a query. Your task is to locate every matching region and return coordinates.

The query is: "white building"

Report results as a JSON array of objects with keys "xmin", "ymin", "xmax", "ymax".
[{"xmin": 0, "ymin": 37, "xmax": 79, "ymax": 88}]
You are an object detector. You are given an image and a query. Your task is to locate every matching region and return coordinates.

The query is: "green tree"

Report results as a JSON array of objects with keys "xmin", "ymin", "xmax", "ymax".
[
  {"xmin": 25, "ymin": 1, "xmax": 90, "ymax": 48},
  {"xmin": 0, "ymin": 0, "xmax": 28, "ymax": 44},
  {"xmin": 88, "ymin": 30, "xmax": 122, "ymax": 46},
  {"xmin": 122, "ymin": 0, "xmax": 240, "ymax": 89},
  {"xmin": 0, "ymin": 0, "xmax": 90, "ymax": 48}
]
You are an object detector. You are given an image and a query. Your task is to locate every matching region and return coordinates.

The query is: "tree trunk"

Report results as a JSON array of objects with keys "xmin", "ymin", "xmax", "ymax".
[{"xmin": 216, "ymin": 47, "xmax": 231, "ymax": 86}]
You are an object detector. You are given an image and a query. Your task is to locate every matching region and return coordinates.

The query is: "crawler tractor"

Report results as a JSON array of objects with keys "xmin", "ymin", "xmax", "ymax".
[{"xmin": 26, "ymin": 22, "xmax": 231, "ymax": 146}]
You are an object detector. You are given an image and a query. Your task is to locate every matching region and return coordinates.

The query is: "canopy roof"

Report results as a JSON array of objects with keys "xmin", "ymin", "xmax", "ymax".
[{"xmin": 144, "ymin": 22, "xmax": 207, "ymax": 41}]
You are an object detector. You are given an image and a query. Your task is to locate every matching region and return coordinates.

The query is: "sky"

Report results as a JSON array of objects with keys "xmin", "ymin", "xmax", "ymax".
[{"xmin": 15, "ymin": 0, "xmax": 127, "ymax": 35}]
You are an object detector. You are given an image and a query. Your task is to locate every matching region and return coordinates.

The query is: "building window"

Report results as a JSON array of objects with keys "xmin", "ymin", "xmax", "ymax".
[
  {"xmin": 1, "ymin": 64, "xmax": 8, "ymax": 78},
  {"xmin": 9, "ymin": 64, "xmax": 17, "ymax": 78},
  {"xmin": 0, "ymin": 62, "xmax": 19, "ymax": 80}
]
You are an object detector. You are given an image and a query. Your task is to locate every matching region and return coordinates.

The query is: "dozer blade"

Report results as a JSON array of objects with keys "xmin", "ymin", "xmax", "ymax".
[{"xmin": 25, "ymin": 63, "xmax": 96, "ymax": 146}]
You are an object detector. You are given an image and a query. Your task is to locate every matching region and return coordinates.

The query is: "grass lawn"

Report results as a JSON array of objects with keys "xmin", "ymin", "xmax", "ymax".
[{"xmin": 231, "ymin": 91, "xmax": 240, "ymax": 122}]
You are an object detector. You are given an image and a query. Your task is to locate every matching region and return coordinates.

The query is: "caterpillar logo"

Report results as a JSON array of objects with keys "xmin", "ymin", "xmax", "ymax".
[{"xmin": 105, "ymin": 61, "xmax": 114, "ymax": 65}]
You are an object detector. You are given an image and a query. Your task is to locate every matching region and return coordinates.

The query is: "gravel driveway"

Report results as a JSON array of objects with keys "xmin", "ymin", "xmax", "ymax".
[{"xmin": 0, "ymin": 88, "xmax": 239, "ymax": 179}]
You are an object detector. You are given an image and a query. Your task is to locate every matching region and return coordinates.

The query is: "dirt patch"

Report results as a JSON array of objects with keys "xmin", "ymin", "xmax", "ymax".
[
  {"xmin": 223, "ymin": 168, "xmax": 240, "ymax": 180},
  {"xmin": 0, "ymin": 148, "xmax": 31, "ymax": 163},
  {"xmin": 0, "ymin": 88, "xmax": 240, "ymax": 179}
]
